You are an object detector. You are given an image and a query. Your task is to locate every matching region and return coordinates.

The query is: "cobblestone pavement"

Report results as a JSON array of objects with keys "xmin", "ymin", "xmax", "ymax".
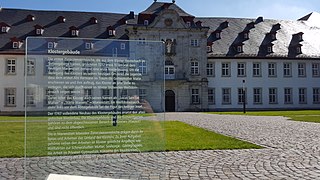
[{"xmin": 1, "ymin": 113, "xmax": 320, "ymax": 179}]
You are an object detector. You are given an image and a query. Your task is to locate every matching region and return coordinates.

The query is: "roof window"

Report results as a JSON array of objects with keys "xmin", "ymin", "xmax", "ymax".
[
  {"xmin": 90, "ymin": 17, "xmax": 98, "ymax": 24},
  {"xmin": 220, "ymin": 21, "xmax": 229, "ymax": 29},
  {"xmin": 293, "ymin": 32, "xmax": 304, "ymax": 42},
  {"xmin": 27, "ymin": 15, "xmax": 35, "ymax": 21},
  {"xmin": 69, "ymin": 26, "xmax": 79, "ymax": 37},
  {"xmin": 34, "ymin": 25, "xmax": 44, "ymax": 35},
  {"xmin": 0, "ymin": 22, "xmax": 11, "ymax": 33},
  {"xmin": 144, "ymin": 20, "xmax": 149, "ymax": 26},
  {"xmin": 57, "ymin": 16, "xmax": 66, "ymax": 23},
  {"xmin": 107, "ymin": 26, "xmax": 116, "ymax": 37},
  {"xmin": 10, "ymin": 37, "xmax": 23, "ymax": 49}
]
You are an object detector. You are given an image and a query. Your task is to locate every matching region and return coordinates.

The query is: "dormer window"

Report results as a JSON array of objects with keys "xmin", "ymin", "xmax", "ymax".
[
  {"xmin": 57, "ymin": 16, "xmax": 66, "ymax": 23},
  {"xmin": 220, "ymin": 21, "xmax": 229, "ymax": 29},
  {"xmin": 48, "ymin": 42, "xmax": 57, "ymax": 49},
  {"xmin": 27, "ymin": 15, "xmax": 35, "ymax": 21},
  {"xmin": 186, "ymin": 21, "xmax": 191, "ymax": 27},
  {"xmin": 85, "ymin": 42, "xmax": 93, "ymax": 50},
  {"xmin": 207, "ymin": 45, "xmax": 212, "ymax": 53},
  {"xmin": 69, "ymin": 26, "xmax": 79, "ymax": 37},
  {"xmin": 267, "ymin": 44, "xmax": 274, "ymax": 53},
  {"xmin": 90, "ymin": 17, "xmax": 98, "ymax": 24},
  {"xmin": 34, "ymin": 25, "xmax": 44, "ymax": 35},
  {"xmin": 246, "ymin": 22, "xmax": 255, "ymax": 29},
  {"xmin": 271, "ymin": 33, "xmax": 276, "ymax": 40},
  {"xmin": 296, "ymin": 45, "xmax": 302, "ymax": 54},
  {"xmin": 273, "ymin": 23, "xmax": 281, "ymax": 31},
  {"xmin": 144, "ymin": 20, "xmax": 149, "ymax": 26},
  {"xmin": 243, "ymin": 32, "xmax": 249, "ymax": 39},
  {"xmin": 293, "ymin": 32, "xmax": 304, "ymax": 42},
  {"xmin": 237, "ymin": 45, "xmax": 243, "ymax": 53},
  {"xmin": 0, "ymin": 22, "xmax": 11, "ymax": 33},
  {"xmin": 10, "ymin": 37, "xmax": 22, "ymax": 49},
  {"xmin": 107, "ymin": 26, "xmax": 115, "ymax": 36}
]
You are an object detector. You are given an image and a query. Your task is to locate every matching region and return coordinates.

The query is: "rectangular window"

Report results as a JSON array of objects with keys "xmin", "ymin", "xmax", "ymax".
[
  {"xmin": 83, "ymin": 89, "xmax": 93, "ymax": 105},
  {"xmin": 237, "ymin": 62, "xmax": 246, "ymax": 77},
  {"xmin": 85, "ymin": 43, "xmax": 93, "ymax": 50},
  {"xmin": 27, "ymin": 59, "xmax": 35, "ymax": 75},
  {"xmin": 5, "ymin": 88, "xmax": 16, "ymax": 107},
  {"xmin": 284, "ymin": 88, "xmax": 293, "ymax": 104},
  {"xmin": 44, "ymin": 57, "xmax": 55, "ymax": 75},
  {"xmin": 45, "ymin": 88, "xmax": 55, "ymax": 106},
  {"xmin": 238, "ymin": 88, "xmax": 246, "ymax": 104},
  {"xmin": 101, "ymin": 89, "xmax": 111, "ymax": 106},
  {"xmin": 139, "ymin": 89, "xmax": 147, "ymax": 101},
  {"xmin": 138, "ymin": 60, "xmax": 147, "ymax": 75},
  {"xmin": 312, "ymin": 63, "xmax": 320, "ymax": 77},
  {"xmin": 299, "ymin": 88, "xmax": 307, "ymax": 104},
  {"xmin": 253, "ymin": 63, "xmax": 261, "ymax": 77},
  {"xmin": 253, "ymin": 88, "xmax": 262, "ymax": 104},
  {"xmin": 269, "ymin": 88, "xmax": 277, "ymax": 104},
  {"xmin": 283, "ymin": 63, "xmax": 292, "ymax": 77},
  {"xmin": 48, "ymin": 42, "xmax": 54, "ymax": 49},
  {"xmin": 221, "ymin": 63, "xmax": 230, "ymax": 77},
  {"xmin": 313, "ymin": 88, "xmax": 320, "ymax": 104},
  {"xmin": 191, "ymin": 61, "xmax": 199, "ymax": 75},
  {"xmin": 63, "ymin": 89, "xmax": 75, "ymax": 106},
  {"xmin": 138, "ymin": 38, "xmax": 146, "ymax": 45},
  {"xmin": 222, "ymin": 88, "xmax": 231, "ymax": 104},
  {"xmin": 120, "ymin": 43, "xmax": 126, "ymax": 50},
  {"xmin": 190, "ymin": 39, "xmax": 199, "ymax": 47},
  {"xmin": 12, "ymin": 42, "xmax": 19, "ymax": 49},
  {"xmin": 6, "ymin": 59, "xmax": 16, "ymax": 75},
  {"xmin": 298, "ymin": 63, "xmax": 306, "ymax": 77},
  {"xmin": 191, "ymin": 89, "xmax": 200, "ymax": 104},
  {"xmin": 268, "ymin": 63, "xmax": 277, "ymax": 77},
  {"xmin": 208, "ymin": 88, "xmax": 215, "ymax": 104},
  {"xmin": 165, "ymin": 66, "xmax": 175, "ymax": 79},
  {"xmin": 82, "ymin": 61, "xmax": 93, "ymax": 76},
  {"xmin": 64, "ymin": 59, "xmax": 74, "ymax": 75},
  {"xmin": 1, "ymin": 26, "xmax": 6, "ymax": 33},
  {"xmin": 207, "ymin": 63, "xmax": 214, "ymax": 76},
  {"xmin": 26, "ymin": 88, "xmax": 35, "ymax": 106}
]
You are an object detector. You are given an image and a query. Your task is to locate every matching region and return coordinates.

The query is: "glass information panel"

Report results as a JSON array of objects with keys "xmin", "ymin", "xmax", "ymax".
[{"xmin": 25, "ymin": 37, "xmax": 165, "ymax": 179}]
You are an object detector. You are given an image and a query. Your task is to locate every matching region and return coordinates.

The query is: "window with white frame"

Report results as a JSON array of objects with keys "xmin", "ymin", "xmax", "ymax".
[
  {"xmin": 238, "ymin": 88, "xmax": 246, "ymax": 104},
  {"xmin": 253, "ymin": 62, "xmax": 261, "ymax": 77},
  {"xmin": 237, "ymin": 62, "xmax": 246, "ymax": 77},
  {"xmin": 144, "ymin": 20, "xmax": 149, "ymax": 26},
  {"xmin": 48, "ymin": 42, "xmax": 55, "ymax": 49},
  {"xmin": 36, "ymin": 28, "xmax": 42, "ymax": 35},
  {"xmin": 283, "ymin": 63, "xmax": 292, "ymax": 77},
  {"xmin": 27, "ymin": 59, "xmax": 35, "ymax": 75},
  {"xmin": 216, "ymin": 32, "xmax": 221, "ymax": 39},
  {"xmin": 83, "ymin": 89, "xmax": 93, "ymax": 105},
  {"xmin": 191, "ymin": 61, "xmax": 199, "ymax": 75},
  {"xmin": 313, "ymin": 88, "xmax": 320, "ymax": 104},
  {"xmin": 269, "ymin": 88, "xmax": 277, "ymax": 104},
  {"xmin": 45, "ymin": 88, "xmax": 55, "ymax": 106},
  {"xmin": 138, "ymin": 60, "xmax": 147, "ymax": 75},
  {"xmin": 63, "ymin": 89, "xmax": 75, "ymax": 106},
  {"xmin": 26, "ymin": 88, "xmax": 36, "ymax": 106},
  {"xmin": 298, "ymin": 63, "xmax": 306, "ymax": 77},
  {"xmin": 101, "ymin": 89, "xmax": 111, "ymax": 106},
  {"xmin": 253, "ymin": 88, "xmax": 262, "ymax": 104},
  {"xmin": 207, "ymin": 63, "xmax": 214, "ymax": 76},
  {"xmin": 12, "ymin": 42, "xmax": 19, "ymax": 49},
  {"xmin": 267, "ymin": 46, "xmax": 273, "ymax": 53},
  {"xmin": 44, "ymin": 57, "xmax": 55, "ymax": 75},
  {"xmin": 139, "ymin": 89, "xmax": 147, "ymax": 101},
  {"xmin": 85, "ymin": 42, "xmax": 93, "ymax": 50},
  {"xmin": 64, "ymin": 59, "xmax": 74, "ymax": 75},
  {"xmin": 236, "ymin": 45, "xmax": 243, "ymax": 53},
  {"xmin": 6, "ymin": 59, "xmax": 16, "ymax": 75},
  {"xmin": 207, "ymin": 46, "xmax": 212, "ymax": 53},
  {"xmin": 165, "ymin": 66, "xmax": 175, "ymax": 79},
  {"xmin": 190, "ymin": 39, "xmax": 199, "ymax": 46},
  {"xmin": 100, "ymin": 59, "xmax": 110, "ymax": 76},
  {"xmin": 138, "ymin": 38, "xmax": 146, "ymax": 45},
  {"xmin": 120, "ymin": 43, "xmax": 126, "ymax": 50},
  {"xmin": 1, "ymin": 26, "xmax": 7, "ymax": 33},
  {"xmin": 109, "ymin": 29, "xmax": 115, "ymax": 36},
  {"xmin": 5, "ymin": 88, "xmax": 16, "ymax": 107},
  {"xmin": 299, "ymin": 88, "xmax": 307, "ymax": 104},
  {"xmin": 82, "ymin": 60, "xmax": 93, "ymax": 76},
  {"xmin": 284, "ymin": 88, "xmax": 293, "ymax": 104},
  {"xmin": 268, "ymin": 63, "xmax": 276, "ymax": 77},
  {"xmin": 186, "ymin": 21, "xmax": 191, "ymax": 27},
  {"xmin": 221, "ymin": 62, "xmax": 230, "ymax": 77},
  {"xmin": 191, "ymin": 88, "xmax": 200, "ymax": 104},
  {"xmin": 222, "ymin": 88, "xmax": 231, "ymax": 104},
  {"xmin": 312, "ymin": 63, "xmax": 320, "ymax": 77},
  {"xmin": 208, "ymin": 88, "xmax": 215, "ymax": 104}
]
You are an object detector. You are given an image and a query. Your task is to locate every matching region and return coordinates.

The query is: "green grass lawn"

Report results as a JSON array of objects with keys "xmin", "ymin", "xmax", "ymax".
[
  {"xmin": 207, "ymin": 110, "xmax": 320, "ymax": 123},
  {"xmin": 0, "ymin": 115, "xmax": 260, "ymax": 158}
]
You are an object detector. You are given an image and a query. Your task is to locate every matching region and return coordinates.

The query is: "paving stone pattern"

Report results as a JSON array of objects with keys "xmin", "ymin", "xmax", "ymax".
[{"xmin": 1, "ymin": 113, "xmax": 320, "ymax": 179}]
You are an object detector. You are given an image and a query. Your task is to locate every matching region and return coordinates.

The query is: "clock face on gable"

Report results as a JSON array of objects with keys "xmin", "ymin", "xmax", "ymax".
[{"xmin": 164, "ymin": 18, "xmax": 173, "ymax": 27}]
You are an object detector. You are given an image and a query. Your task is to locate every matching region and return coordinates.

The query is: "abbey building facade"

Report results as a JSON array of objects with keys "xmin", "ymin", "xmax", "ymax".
[{"xmin": 0, "ymin": 1, "xmax": 319, "ymax": 114}]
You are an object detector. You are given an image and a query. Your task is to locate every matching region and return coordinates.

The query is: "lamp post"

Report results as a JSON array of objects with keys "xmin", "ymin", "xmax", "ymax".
[{"xmin": 242, "ymin": 79, "xmax": 246, "ymax": 114}]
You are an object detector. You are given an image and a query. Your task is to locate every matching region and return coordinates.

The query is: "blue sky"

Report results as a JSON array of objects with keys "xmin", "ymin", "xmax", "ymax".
[{"xmin": 1, "ymin": 0, "xmax": 320, "ymax": 20}]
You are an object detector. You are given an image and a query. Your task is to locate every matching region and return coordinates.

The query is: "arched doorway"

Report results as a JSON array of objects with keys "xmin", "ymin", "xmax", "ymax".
[{"xmin": 165, "ymin": 90, "xmax": 175, "ymax": 112}]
